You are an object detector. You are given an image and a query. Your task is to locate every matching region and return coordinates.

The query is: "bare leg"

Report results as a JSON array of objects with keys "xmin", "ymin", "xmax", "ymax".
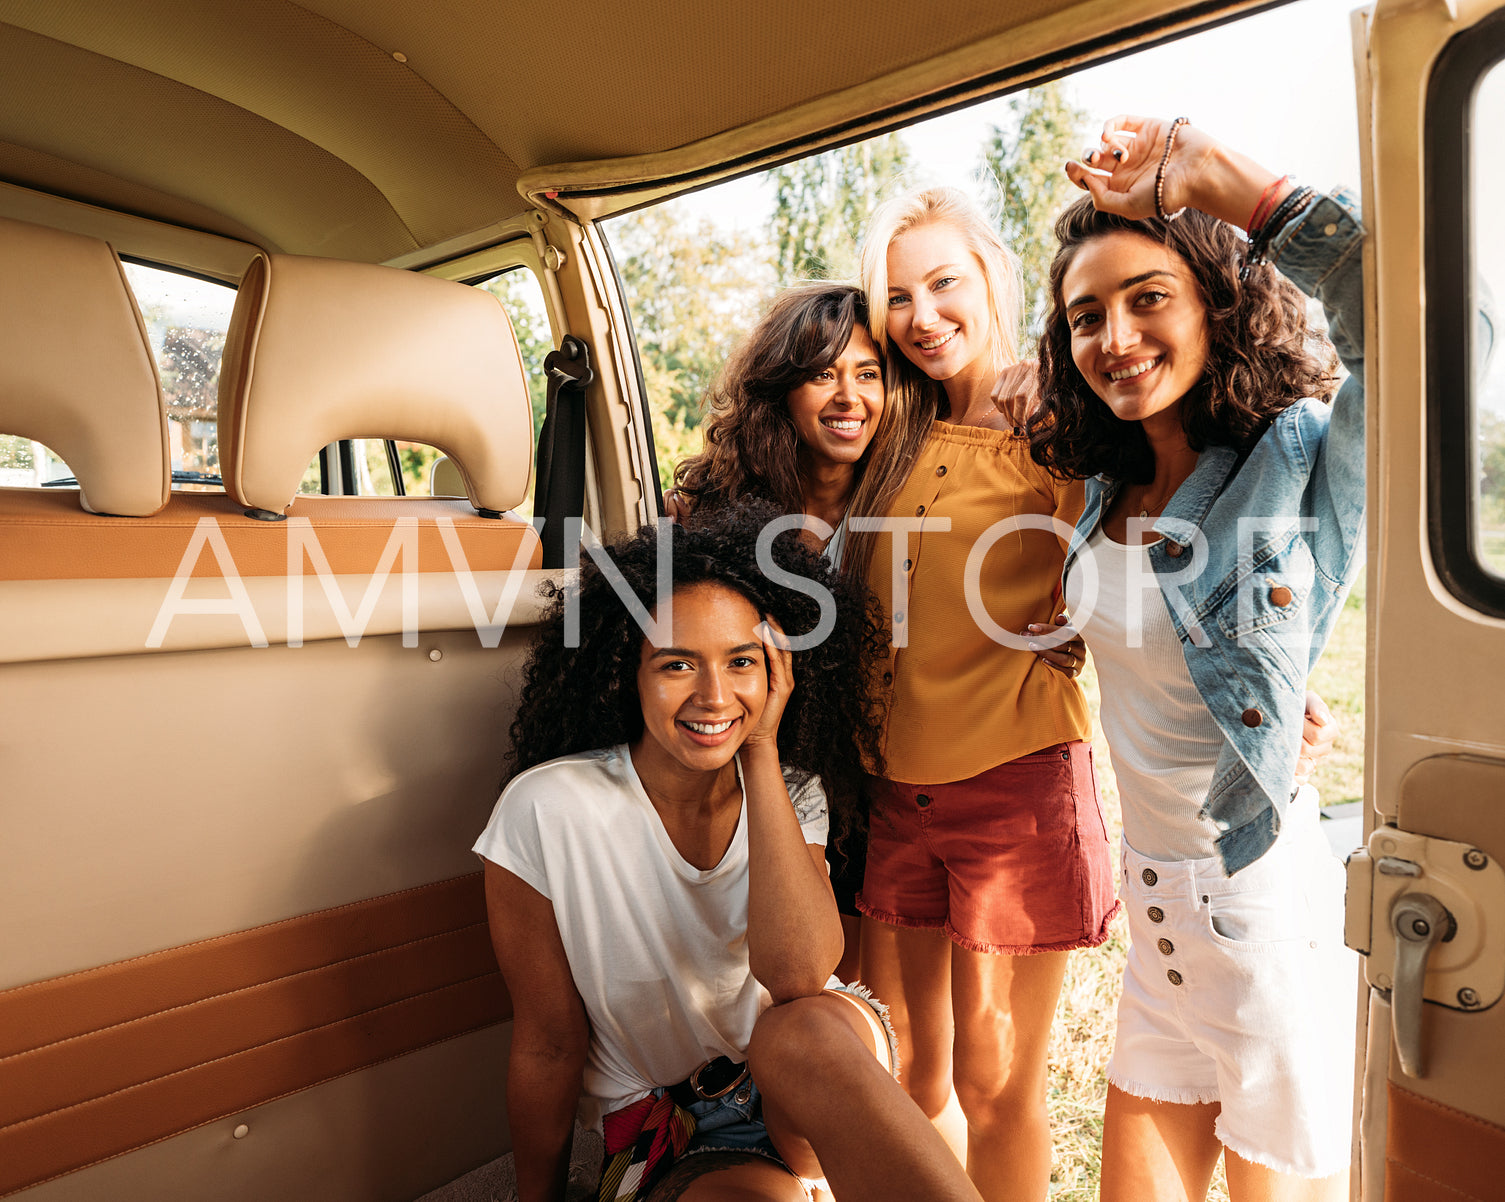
[
  {"xmin": 859, "ymin": 919, "xmax": 965, "ymax": 1157},
  {"xmin": 834, "ymin": 912, "xmax": 862, "ymax": 985},
  {"xmin": 749, "ymin": 993, "xmax": 983, "ymax": 1202},
  {"xmin": 648, "ymin": 1153, "xmax": 808, "ymax": 1201},
  {"xmin": 1223, "ymin": 1151, "xmax": 1347, "ymax": 1202},
  {"xmin": 950, "ymin": 947, "xmax": 1069, "ymax": 1202},
  {"xmin": 1100, "ymin": 1086, "xmax": 1222, "ymax": 1202}
]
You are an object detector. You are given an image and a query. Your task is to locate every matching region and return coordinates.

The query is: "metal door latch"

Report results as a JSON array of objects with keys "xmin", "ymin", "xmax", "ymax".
[{"xmin": 1346, "ymin": 830, "xmax": 1505, "ymax": 1077}]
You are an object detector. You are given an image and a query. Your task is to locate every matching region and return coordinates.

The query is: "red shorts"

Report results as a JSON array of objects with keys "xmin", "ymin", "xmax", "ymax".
[{"xmin": 857, "ymin": 741, "xmax": 1119, "ymax": 955}]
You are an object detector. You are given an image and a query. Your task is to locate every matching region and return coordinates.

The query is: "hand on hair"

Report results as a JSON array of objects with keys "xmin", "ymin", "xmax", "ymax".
[
  {"xmin": 991, "ymin": 359, "xmax": 1042, "ymax": 431},
  {"xmin": 742, "ymin": 615, "xmax": 795, "ymax": 750},
  {"xmin": 663, "ymin": 488, "xmax": 692, "ymax": 525},
  {"xmin": 1063, "ymin": 115, "xmax": 1285, "ymax": 232}
]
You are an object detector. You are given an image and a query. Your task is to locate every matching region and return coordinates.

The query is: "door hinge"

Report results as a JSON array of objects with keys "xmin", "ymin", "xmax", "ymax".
[{"xmin": 1345, "ymin": 829, "xmax": 1505, "ymax": 1076}]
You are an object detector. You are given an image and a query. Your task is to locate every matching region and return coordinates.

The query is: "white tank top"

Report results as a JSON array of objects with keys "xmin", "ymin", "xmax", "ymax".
[{"xmin": 1064, "ymin": 525, "xmax": 1225, "ymax": 861}]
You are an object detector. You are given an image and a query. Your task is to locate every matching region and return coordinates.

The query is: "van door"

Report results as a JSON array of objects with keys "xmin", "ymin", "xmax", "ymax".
[{"xmin": 1352, "ymin": 0, "xmax": 1505, "ymax": 1196}]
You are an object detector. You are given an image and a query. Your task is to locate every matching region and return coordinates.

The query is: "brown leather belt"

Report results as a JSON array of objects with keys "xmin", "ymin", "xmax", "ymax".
[{"xmin": 667, "ymin": 1055, "xmax": 749, "ymax": 1107}]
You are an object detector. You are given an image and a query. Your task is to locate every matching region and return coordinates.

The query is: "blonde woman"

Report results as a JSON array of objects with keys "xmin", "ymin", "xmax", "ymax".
[{"xmin": 853, "ymin": 187, "xmax": 1116, "ymax": 1202}]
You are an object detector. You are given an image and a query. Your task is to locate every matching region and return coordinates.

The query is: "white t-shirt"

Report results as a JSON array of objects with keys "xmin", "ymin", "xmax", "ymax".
[
  {"xmin": 472, "ymin": 745, "xmax": 829, "ymax": 1128},
  {"xmin": 1065, "ymin": 526, "xmax": 1225, "ymax": 861}
]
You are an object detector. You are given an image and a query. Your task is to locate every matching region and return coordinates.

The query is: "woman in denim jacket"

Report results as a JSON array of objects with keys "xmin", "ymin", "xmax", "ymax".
[{"xmin": 1028, "ymin": 116, "xmax": 1363, "ymax": 1200}]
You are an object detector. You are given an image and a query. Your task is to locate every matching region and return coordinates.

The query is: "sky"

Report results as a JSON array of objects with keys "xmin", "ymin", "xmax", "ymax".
[{"xmin": 677, "ymin": 0, "xmax": 1365, "ymax": 233}]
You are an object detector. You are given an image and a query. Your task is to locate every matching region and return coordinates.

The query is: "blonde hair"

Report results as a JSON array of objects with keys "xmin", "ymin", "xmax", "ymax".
[
  {"xmin": 842, "ymin": 187, "xmax": 1025, "ymax": 582},
  {"xmin": 859, "ymin": 185, "xmax": 1024, "ymax": 373}
]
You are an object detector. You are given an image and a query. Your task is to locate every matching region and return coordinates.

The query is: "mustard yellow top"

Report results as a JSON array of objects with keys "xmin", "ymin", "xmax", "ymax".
[{"xmin": 866, "ymin": 421, "xmax": 1090, "ymax": 784}]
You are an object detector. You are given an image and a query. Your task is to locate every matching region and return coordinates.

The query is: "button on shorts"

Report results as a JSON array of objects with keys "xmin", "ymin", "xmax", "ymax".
[
  {"xmin": 857, "ymin": 741, "xmax": 1119, "ymax": 954},
  {"xmin": 1109, "ymin": 786, "xmax": 1357, "ymax": 1177}
]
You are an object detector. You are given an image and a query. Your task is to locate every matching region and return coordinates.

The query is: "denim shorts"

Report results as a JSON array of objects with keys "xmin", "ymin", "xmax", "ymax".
[
  {"xmin": 606, "ymin": 983, "xmax": 899, "ymax": 1199},
  {"xmin": 1109, "ymin": 787, "xmax": 1357, "ymax": 1177}
]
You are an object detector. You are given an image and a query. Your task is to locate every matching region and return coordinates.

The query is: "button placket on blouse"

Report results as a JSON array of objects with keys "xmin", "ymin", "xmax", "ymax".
[{"xmin": 894, "ymin": 469, "xmax": 948, "ymax": 645}]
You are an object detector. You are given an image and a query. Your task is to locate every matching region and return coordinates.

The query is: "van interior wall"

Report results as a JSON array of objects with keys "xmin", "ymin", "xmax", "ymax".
[{"xmin": 0, "ymin": 624, "xmax": 529, "ymax": 1199}]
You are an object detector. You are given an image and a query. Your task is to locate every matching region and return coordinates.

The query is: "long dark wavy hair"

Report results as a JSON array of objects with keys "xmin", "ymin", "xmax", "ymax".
[
  {"xmin": 1029, "ymin": 196, "xmax": 1338, "ymax": 483},
  {"xmin": 672, "ymin": 283, "xmax": 904, "ymax": 581},
  {"xmin": 508, "ymin": 499, "xmax": 886, "ymax": 841}
]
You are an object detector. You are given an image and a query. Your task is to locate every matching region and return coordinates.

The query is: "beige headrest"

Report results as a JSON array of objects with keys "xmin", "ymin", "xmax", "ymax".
[
  {"xmin": 218, "ymin": 253, "xmax": 534, "ymax": 515},
  {"xmin": 0, "ymin": 215, "xmax": 168, "ymax": 516}
]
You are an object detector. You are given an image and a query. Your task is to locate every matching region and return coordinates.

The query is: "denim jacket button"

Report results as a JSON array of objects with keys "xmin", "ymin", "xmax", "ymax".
[
  {"xmin": 1241, "ymin": 707, "xmax": 1263, "ymax": 728},
  {"xmin": 1165, "ymin": 542, "xmax": 1184, "ymax": 558},
  {"xmin": 1269, "ymin": 585, "xmax": 1293, "ymax": 607}
]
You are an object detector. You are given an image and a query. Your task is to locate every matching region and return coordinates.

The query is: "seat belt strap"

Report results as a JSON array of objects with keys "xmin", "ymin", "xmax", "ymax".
[{"xmin": 534, "ymin": 335, "xmax": 594, "ymax": 568}]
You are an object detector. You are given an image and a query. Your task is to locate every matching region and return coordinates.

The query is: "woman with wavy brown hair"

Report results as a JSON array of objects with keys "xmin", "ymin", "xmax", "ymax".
[
  {"xmin": 1028, "ymin": 116, "xmax": 1362, "ymax": 1201},
  {"xmin": 668, "ymin": 282, "xmax": 902, "ymax": 580}
]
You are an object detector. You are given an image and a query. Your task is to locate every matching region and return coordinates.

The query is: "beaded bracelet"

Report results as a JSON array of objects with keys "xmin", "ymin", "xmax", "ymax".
[
  {"xmin": 1154, "ymin": 117, "xmax": 1190, "ymax": 221},
  {"xmin": 1241, "ymin": 184, "xmax": 1316, "ymax": 280}
]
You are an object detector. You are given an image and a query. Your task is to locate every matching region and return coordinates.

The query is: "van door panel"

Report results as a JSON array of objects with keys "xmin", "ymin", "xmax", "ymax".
[{"xmin": 1359, "ymin": 0, "xmax": 1505, "ymax": 1195}]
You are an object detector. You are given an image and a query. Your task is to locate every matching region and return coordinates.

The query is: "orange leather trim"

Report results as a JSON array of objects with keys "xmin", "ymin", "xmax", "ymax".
[
  {"xmin": 0, "ymin": 874, "xmax": 512, "ymax": 1197},
  {"xmin": 0, "ymin": 489, "xmax": 541, "ymax": 581},
  {"xmin": 1385, "ymin": 1080, "xmax": 1505, "ymax": 1201}
]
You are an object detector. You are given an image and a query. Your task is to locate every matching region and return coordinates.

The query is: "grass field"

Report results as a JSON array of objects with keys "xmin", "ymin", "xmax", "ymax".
[{"xmin": 1043, "ymin": 582, "xmax": 1367, "ymax": 1198}]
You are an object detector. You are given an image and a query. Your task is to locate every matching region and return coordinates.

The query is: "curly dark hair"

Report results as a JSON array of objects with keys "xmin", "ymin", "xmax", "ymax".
[
  {"xmin": 507, "ymin": 499, "xmax": 886, "ymax": 841},
  {"xmin": 1029, "ymin": 196, "xmax": 1338, "ymax": 483},
  {"xmin": 674, "ymin": 283, "xmax": 882, "ymax": 516}
]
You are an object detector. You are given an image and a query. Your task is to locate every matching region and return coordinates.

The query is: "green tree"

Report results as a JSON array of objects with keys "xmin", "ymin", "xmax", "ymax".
[
  {"xmin": 478, "ymin": 267, "xmax": 553, "ymax": 436},
  {"xmin": 610, "ymin": 202, "xmax": 774, "ymax": 429},
  {"xmin": 769, "ymin": 134, "xmax": 911, "ymax": 283},
  {"xmin": 1480, "ymin": 410, "xmax": 1505, "ymax": 527},
  {"xmin": 980, "ymin": 80, "xmax": 1089, "ymax": 345}
]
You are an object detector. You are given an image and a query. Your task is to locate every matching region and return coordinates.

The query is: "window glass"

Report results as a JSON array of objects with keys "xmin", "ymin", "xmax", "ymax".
[
  {"xmin": 122, "ymin": 262, "xmax": 236, "ymax": 490},
  {"xmin": 1474, "ymin": 61, "xmax": 1505, "ymax": 577},
  {"xmin": 0, "ymin": 263, "xmax": 235, "ymax": 490},
  {"xmin": 474, "ymin": 266, "xmax": 550, "ymax": 517},
  {"xmin": 342, "ymin": 438, "xmax": 447, "ymax": 496},
  {"xmin": 0, "ymin": 436, "xmax": 69, "ymax": 486}
]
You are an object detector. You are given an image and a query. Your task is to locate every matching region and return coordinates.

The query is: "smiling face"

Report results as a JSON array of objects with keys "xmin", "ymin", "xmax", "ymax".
[
  {"xmin": 884, "ymin": 221, "xmax": 995, "ymax": 394},
  {"xmin": 786, "ymin": 326, "xmax": 885, "ymax": 469},
  {"xmin": 632, "ymin": 582, "xmax": 768, "ymax": 779},
  {"xmin": 1061, "ymin": 230, "xmax": 1210, "ymax": 432}
]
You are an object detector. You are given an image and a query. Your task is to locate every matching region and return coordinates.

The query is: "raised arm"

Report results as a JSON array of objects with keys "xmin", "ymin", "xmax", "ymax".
[
  {"xmin": 483, "ymin": 860, "xmax": 588, "ymax": 1202},
  {"xmin": 1067, "ymin": 115, "xmax": 1367, "ymax": 578},
  {"xmin": 739, "ymin": 618, "xmax": 844, "ymax": 1001}
]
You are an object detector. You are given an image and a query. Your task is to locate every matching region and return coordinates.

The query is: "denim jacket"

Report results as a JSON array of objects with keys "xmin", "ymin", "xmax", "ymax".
[{"xmin": 1061, "ymin": 189, "xmax": 1366, "ymax": 875}]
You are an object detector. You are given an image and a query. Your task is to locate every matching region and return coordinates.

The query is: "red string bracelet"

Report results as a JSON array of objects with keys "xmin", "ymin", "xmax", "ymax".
[{"xmin": 1247, "ymin": 175, "xmax": 1290, "ymax": 233}]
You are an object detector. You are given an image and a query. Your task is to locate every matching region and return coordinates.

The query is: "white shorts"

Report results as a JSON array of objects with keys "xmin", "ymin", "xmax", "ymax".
[{"xmin": 1109, "ymin": 787, "xmax": 1357, "ymax": 1178}]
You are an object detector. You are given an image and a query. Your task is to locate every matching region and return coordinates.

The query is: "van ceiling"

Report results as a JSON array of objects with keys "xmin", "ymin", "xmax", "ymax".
[{"xmin": 0, "ymin": 0, "xmax": 1261, "ymax": 264}]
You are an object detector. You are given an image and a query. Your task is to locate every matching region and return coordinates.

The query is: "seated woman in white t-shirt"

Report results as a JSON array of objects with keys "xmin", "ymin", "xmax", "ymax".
[{"xmin": 474, "ymin": 501, "xmax": 983, "ymax": 1202}]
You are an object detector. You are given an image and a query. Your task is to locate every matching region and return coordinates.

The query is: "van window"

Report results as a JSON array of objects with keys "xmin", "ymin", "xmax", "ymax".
[
  {"xmin": 0, "ymin": 436, "xmax": 69, "ymax": 487},
  {"xmin": 1474, "ymin": 59, "xmax": 1505, "ymax": 578},
  {"xmin": 0, "ymin": 262, "xmax": 235, "ymax": 490},
  {"xmin": 122, "ymin": 262, "xmax": 236, "ymax": 490},
  {"xmin": 474, "ymin": 265, "xmax": 550, "ymax": 516},
  {"xmin": 1426, "ymin": 8, "xmax": 1505, "ymax": 612},
  {"xmin": 343, "ymin": 438, "xmax": 448, "ymax": 496}
]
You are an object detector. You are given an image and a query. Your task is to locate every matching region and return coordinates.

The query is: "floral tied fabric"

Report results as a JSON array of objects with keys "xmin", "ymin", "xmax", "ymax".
[{"xmin": 597, "ymin": 1092, "xmax": 696, "ymax": 1201}]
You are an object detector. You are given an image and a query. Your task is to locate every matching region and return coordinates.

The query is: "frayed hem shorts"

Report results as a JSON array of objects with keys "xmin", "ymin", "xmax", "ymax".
[
  {"xmin": 858, "ymin": 742, "xmax": 1119, "ymax": 954},
  {"xmin": 1108, "ymin": 786, "xmax": 1358, "ymax": 1178}
]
